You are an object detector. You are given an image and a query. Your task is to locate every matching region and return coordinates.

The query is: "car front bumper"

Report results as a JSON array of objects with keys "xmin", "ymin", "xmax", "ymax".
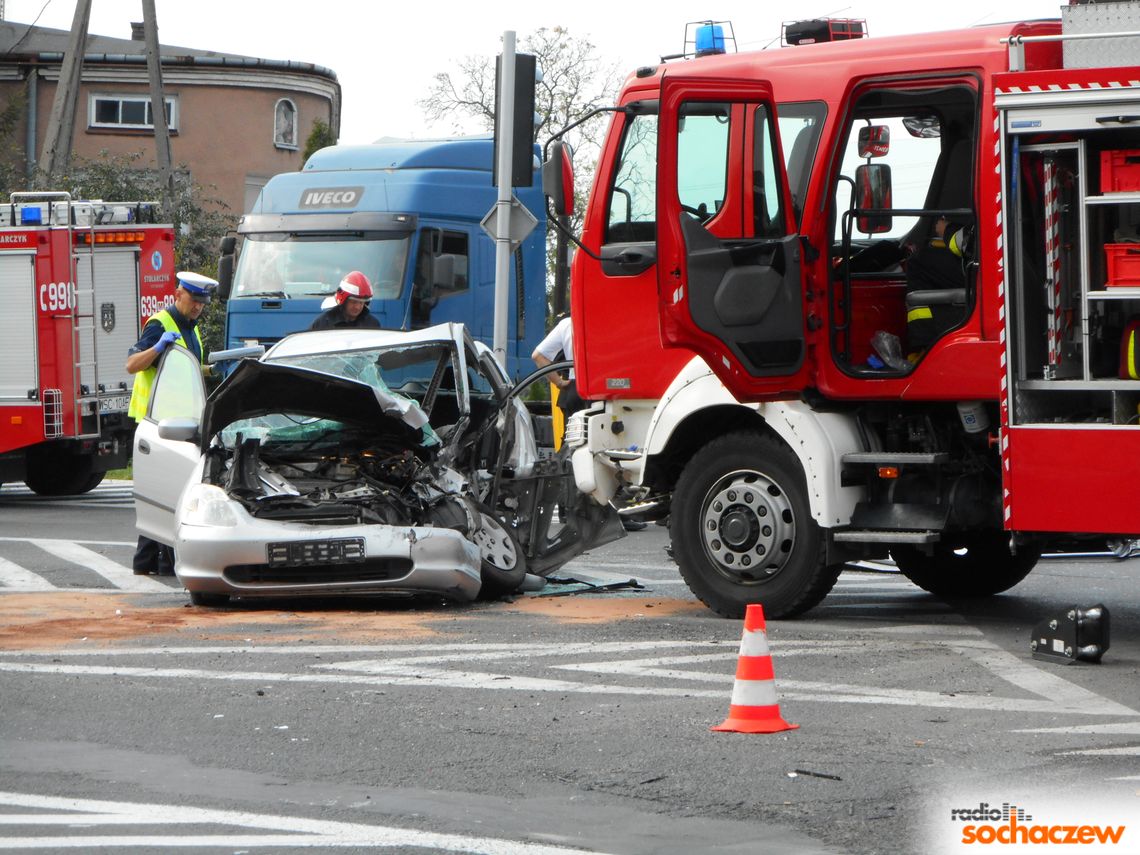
[{"xmin": 174, "ymin": 518, "xmax": 482, "ymax": 602}]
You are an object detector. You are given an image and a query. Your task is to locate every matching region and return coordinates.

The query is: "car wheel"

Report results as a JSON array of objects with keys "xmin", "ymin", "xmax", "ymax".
[
  {"xmin": 473, "ymin": 505, "xmax": 527, "ymax": 597},
  {"xmin": 891, "ymin": 534, "xmax": 1040, "ymax": 598},
  {"xmin": 189, "ymin": 591, "xmax": 231, "ymax": 607},
  {"xmin": 670, "ymin": 431, "xmax": 840, "ymax": 619}
]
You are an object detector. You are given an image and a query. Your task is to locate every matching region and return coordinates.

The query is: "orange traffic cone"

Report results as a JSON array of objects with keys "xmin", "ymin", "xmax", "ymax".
[{"xmin": 712, "ymin": 603, "xmax": 798, "ymax": 733}]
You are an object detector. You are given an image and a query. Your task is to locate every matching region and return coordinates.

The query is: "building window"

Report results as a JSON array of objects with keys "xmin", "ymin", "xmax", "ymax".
[
  {"xmin": 89, "ymin": 94, "xmax": 177, "ymax": 131},
  {"xmin": 274, "ymin": 99, "xmax": 298, "ymax": 149}
]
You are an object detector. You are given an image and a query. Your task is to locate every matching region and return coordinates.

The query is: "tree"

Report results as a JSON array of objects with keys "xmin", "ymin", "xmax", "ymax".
[
  {"xmin": 302, "ymin": 118, "xmax": 337, "ymax": 162},
  {"xmin": 420, "ymin": 27, "xmax": 621, "ymax": 324},
  {"xmin": 17, "ymin": 150, "xmax": 235, "ymax": 354}
]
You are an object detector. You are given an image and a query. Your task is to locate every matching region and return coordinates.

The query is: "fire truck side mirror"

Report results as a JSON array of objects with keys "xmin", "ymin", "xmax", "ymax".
[
  {"xmin": 855, "ymin": 163, "xmax": 893, "ymax": 234},
  {"xmin": 542, "ymin": 140, "xmax": 575, "ymax": 218},
  {"xmin": 217, "ymin": 236, "xmax": 237, "ymax": 300},
  {"xmin": 857, "ymin": 124, "xmax": 890, "ymax": 158}
]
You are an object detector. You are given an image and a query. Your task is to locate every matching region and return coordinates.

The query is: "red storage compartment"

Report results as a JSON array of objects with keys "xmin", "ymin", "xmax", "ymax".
[
  {"xmin": 1100, "ymin": 150, "xmax": 1140, "ymax": 193},
  {"xmin": 1105, "ymin": 243, "xmax": 1140, "ymax": 287}
]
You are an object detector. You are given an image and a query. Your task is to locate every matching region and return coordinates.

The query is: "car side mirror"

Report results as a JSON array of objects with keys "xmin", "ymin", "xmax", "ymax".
[
  {"xmin": 542, "ymin": 139, "xmax": 575, "ymax": 217},
  {"xmin": 855, "ymin": 163, "xmax": 893, "ymax": 234},
  {"xmin": 157, "ymin": 417, "xmax": 201, "ymax": 443}
]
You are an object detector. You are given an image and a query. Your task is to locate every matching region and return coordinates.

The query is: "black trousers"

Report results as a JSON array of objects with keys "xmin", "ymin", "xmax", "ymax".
[
  {"xmin": 557, "ymin": 379, "xmax": 589, "ymax": 420},
  {"xmin": 133, "ymin": 536, "xmax": 174, "ymax": 575}
]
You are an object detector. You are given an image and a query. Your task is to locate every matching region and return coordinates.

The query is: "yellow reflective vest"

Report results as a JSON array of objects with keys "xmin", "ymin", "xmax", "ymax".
[{"xmin": 127, "ymin": 310, "xmax": 204, "ymax": 423}]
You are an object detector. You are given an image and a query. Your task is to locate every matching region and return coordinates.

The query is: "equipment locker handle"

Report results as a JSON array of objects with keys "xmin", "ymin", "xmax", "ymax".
[
  {"xmin": 1096, "ymin": 115, "xmax": 1140, "ymax": 125},
  {"xmin": 138, "ymin": 440, "xmax": 150, "ymax": 454}
]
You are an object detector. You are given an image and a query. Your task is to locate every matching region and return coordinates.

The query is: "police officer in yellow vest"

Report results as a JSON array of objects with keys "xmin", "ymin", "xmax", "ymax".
[{"xmin": 126, "ymin": 271, "xmax": 216, "ymax": 575}]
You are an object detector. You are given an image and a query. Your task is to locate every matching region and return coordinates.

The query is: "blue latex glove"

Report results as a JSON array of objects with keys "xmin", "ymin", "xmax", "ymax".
[{"xmin": 153, "ymin": 330, "xmax": 180, "ymax": 354}]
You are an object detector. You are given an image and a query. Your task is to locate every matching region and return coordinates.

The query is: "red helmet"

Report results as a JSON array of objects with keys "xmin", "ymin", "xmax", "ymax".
[{"xmin": 335, "ymin": 271, "xmax": 373, "ymax": 304}]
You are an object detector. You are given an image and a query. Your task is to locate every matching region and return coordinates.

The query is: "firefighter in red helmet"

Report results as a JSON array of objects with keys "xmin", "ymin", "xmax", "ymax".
[{"xmin": 310, "ymin": 271, "xmax": 382, "ymax": 330}]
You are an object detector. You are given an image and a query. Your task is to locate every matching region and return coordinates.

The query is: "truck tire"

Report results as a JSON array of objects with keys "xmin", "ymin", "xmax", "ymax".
[
  {"xmin": 890, "ymin": 535, "xmax": 1040, "ymax": 598},
  {"xmin": 473, "ymin": 506, "xmax": 527, "ymax": 598},
  {"xmin": 670, "ymin": 431, "xmax": 840, "ymax": 619},
  {"xmin": 24, "ymin": 453, "xmax": 105, "ymax": 496}
]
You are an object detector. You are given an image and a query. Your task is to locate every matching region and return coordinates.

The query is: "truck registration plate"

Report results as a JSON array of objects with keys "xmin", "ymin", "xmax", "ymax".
[{"xmin": 99, "ymin": 395, "xmax": 130, "ymax": 413}]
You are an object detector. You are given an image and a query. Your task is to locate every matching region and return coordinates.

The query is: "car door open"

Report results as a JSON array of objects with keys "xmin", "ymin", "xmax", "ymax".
[{"xmin": 132, "ymin": 345, "xmax": 207, "ymax": 546}]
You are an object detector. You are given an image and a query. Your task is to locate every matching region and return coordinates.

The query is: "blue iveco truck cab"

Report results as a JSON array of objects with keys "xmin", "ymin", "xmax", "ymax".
[{"xmin": 217, "ymin": 137, "xmax": 547, "ymax": 379}]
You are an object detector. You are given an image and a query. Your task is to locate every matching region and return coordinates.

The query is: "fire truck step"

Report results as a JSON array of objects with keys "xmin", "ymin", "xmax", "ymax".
[
  {"xmin": 841, "ymin": 451, "xmax": 949, "ymax": 465},
  {"xmin": 831, "ymin": 529, "xmax": 941, "ymax": 544}
]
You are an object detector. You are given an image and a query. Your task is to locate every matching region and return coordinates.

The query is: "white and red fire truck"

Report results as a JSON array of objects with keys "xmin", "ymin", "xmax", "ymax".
[
  {"xmin": 0, "ymin": 192, "xmax": 176, "ymax": 495},
  {"xmin": 545, "ymin": 4, "xmax": 1140, "ymax": 618}
]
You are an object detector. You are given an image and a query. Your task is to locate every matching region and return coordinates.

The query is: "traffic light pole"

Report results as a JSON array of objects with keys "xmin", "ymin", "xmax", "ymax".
[{"xmin": 492, "ymin": 31, "xmax": 516, "ymax": 369}]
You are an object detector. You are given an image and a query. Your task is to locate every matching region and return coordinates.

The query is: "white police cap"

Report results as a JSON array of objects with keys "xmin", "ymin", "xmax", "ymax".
[{"xmin": 176, "ymin": 271, "xmax": 218, "ymax": 302}]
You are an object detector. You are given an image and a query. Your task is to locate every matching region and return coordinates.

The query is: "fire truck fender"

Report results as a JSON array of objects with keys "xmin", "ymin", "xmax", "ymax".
[{"xmin": 644, "ymin": 358, "xmax": 863, "ymax": 527}]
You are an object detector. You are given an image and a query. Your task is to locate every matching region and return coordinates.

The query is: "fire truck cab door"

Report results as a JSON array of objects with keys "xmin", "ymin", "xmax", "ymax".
[
  {"xmin": 133, "ymin": 345, "xmax": 206, "ymax": 546},
  {"xmin": 657, "ymin": 77, "xmax": 809, "ymax": 400}
]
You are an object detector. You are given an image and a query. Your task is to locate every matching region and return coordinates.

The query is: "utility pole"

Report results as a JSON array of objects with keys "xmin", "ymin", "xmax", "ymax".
[
  {"xmin": 142, "ymin": 0, "xmax": 175, "ymax": 213},
  {"xmin": 37, "ymin": 0, "xmax": 91, "ymax": 185}
]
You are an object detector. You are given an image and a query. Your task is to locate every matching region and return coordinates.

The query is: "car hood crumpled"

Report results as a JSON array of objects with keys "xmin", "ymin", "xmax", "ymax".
[{"xmin": 200, "ymin": 358, "xmax": 431, "ymax": 449}]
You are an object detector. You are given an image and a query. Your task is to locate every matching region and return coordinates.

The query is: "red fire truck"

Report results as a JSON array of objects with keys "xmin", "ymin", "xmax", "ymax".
[
  {"xmin": 0, "ymin": 192, "xmax": 176, "ymax": 495},
  {"xmin": 547, "ymin": 6, "xmax": 1140, "ymax": 618}
]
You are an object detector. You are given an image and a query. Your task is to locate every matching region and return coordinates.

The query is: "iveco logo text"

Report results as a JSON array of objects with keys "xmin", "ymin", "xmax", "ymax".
[{"xmin": 299, "ymin": 187, "xmax": 364, "ymax": 209}]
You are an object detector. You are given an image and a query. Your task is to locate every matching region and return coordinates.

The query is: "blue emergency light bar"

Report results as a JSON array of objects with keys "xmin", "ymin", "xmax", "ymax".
[{"xmin": 695, "ymin": 22, "xmax": 725, "ymax": 56}]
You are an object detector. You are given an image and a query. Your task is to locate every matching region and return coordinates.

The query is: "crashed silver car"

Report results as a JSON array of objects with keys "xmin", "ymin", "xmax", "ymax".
[{"xmin": 132, "ymin": 324, "xmax": 622, "ymax": 606}]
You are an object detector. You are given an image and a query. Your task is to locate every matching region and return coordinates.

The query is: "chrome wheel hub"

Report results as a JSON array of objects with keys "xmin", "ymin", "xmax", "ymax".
[{"xmin": 700, "ymin": 469, "xmax": 795, "ymax": 584}]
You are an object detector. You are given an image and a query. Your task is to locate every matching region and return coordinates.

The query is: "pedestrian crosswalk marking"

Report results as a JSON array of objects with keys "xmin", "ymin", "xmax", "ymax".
[
  {"xmin": 29, "ymin": 540, "xmax": 168, "ymax": 594},
  {"xmin": 0, "ymin": 556, "xmax": 55, "ymax": 591},
  {"xmin": 0, "ymin": 790, "xmax": 611, "ymax": 853},
  {"xmin": 0, "ymin": 481, "xmax": 135, "ymax": 510}
]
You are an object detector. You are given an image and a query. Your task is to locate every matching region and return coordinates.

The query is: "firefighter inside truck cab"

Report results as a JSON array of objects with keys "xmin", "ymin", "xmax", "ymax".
[{"xmin": 125, "ymin": 271, "xmax": 216, "ymax": 575}]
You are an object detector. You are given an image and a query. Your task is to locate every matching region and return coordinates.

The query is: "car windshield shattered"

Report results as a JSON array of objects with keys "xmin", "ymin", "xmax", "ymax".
[{"xmin": 147, "ymin": 324, "xmax": 625, "ymax": 607}]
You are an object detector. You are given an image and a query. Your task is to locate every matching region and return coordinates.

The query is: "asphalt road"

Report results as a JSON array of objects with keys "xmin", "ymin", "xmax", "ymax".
[{"xmin": 0, "ymin": 481, "xmax": 1137, "ymax": 854}]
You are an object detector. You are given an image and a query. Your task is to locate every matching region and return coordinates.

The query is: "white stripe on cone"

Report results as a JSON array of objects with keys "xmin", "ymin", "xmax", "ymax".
[
  {"xmin": 739, "ymin": 628, "xmax": 771, "ymax": 657},
  {"xmin": 730, "ymin": 679, "xmax": 778, "ymax": 707}
]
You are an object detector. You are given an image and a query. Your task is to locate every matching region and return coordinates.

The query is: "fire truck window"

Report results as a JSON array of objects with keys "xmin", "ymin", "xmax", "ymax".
[
  {"xmin": 605, "ymin": 113, "xmax": 658, "ymax": 244},
  {"xmin": 834, "ymin": 115, "xmax": 942, "ymax": 244},
  {"xmin": 677, "ymin": 102, "xmax": 730, "ymax": 224},
  {"xmin": 149, "ymin": 347, "xmax": 205, "ymax": 423},
  {"xmin": 776, "ymin": 101, "xmax": 827, "ymax": 224},
  {"xmin": 752, "ymin": 104, "xmax": 786, "ymax": 239}
]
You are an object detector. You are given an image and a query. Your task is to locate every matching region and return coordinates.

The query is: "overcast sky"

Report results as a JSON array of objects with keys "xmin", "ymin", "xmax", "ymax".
[{"xmin": 6, "ymin": 0, "xmax": 1067, "ymax": 145}]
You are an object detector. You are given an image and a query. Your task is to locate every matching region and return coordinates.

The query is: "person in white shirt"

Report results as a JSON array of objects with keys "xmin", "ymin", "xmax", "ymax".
[
  {"xmin": 532, "ymin": 316, "xmax": 646, "ymax": 531},
  {"xmin": 531, "ymin": 316, "xmax": 586, "ymax": 418}
]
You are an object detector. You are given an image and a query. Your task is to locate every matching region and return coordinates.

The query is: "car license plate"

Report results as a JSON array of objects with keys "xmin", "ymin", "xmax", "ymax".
[
  {"xmin": 99, "ymin": 394, "xmax": 130, "ymax": 413},
  {"xmin": 267, "ymin": 538, "xmax": 366, "ymax": 567}
]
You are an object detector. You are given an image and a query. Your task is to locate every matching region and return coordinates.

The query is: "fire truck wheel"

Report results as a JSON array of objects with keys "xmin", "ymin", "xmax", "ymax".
[
  {"xmin": 473, "ymin": 505, "xmax": 528, "ymax": 598},
  {"xmin": 890, "ymin": 534, "xmax": 1041, "ymax": 598},
  {"xmin": 24, "ymin": 454, "xmax": 105, "ymax": 496},
  {"xmin": 670, "ymin": 430, "xmax": 840, "ymax": 619}
]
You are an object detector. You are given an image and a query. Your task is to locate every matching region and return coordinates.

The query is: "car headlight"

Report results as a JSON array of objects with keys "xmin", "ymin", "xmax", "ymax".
[{"xmin": 181, "ymin": 483, "xmax": 238, "ymax": 527}]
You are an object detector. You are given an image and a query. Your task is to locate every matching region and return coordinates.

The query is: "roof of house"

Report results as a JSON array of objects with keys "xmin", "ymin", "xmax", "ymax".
[{"xmin": 0, "ymin": 21, "xmax": 338, "ymax": 82}]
